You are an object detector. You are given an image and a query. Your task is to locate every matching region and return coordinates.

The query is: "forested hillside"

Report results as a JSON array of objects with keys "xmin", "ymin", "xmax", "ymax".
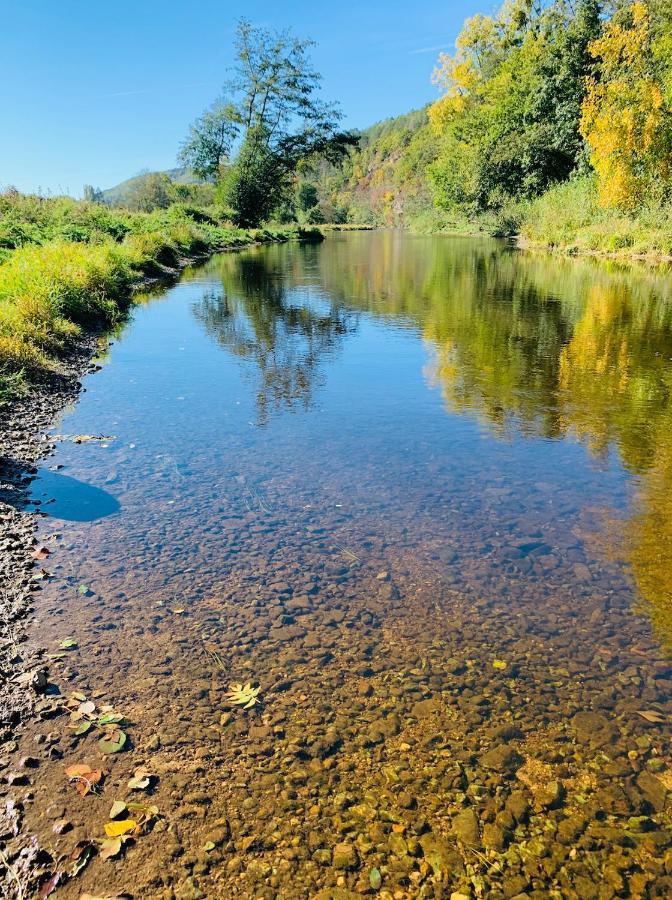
[{"xmin": 306, "ymin": 0, "xmax": 672, "ymax": 254}]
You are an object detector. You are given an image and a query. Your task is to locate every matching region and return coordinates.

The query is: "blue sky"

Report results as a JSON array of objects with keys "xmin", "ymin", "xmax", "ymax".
[{"xmin": 1, "ymin": 0, "xmax": 487, "ymax": 196}]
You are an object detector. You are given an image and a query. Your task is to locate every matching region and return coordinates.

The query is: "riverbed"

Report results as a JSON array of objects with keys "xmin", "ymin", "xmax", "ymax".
[{"xmin": 10, "ymin": 232, "xmax": 672, "ymax": 898}]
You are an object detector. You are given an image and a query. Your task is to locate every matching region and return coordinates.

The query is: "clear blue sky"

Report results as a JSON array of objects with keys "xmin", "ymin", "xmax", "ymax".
[{"xmin": 1, "ymin": 0, "xmax": 488, "ymax": 196}]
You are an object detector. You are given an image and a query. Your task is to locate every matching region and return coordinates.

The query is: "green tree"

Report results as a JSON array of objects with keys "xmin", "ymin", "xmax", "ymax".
[
  {"xmin": 125, "ymin": 172, "xmax": 173, "ymax": 212},
  {"xmin": 178, "ymin": 100, "xmax": 238, "ymax": 180},
  {"xmin": 82, "ymin": 184, "xmax": 104, "ymax": 204},
  {"xmin": 180, "ymin": 20, "xmax": 357, "ymax": 227},
  {"xmin": 429, "ymin": 0, "xmax": 603, "ymax": 213}
]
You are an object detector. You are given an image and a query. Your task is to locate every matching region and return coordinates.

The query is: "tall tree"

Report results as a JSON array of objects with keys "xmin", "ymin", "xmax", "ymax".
[
  {"xmin": 179, "ymin": 20, "xmax": 357, "ymax": 226},
  {"xmin": 580, "ymin": 1, "xmax": 672, "ymax": 208}
]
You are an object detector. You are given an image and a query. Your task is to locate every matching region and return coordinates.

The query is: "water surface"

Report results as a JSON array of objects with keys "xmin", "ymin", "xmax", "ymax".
[{"xmin": 24, "ymin": 234, "xmax": 672, "ymax": 898}]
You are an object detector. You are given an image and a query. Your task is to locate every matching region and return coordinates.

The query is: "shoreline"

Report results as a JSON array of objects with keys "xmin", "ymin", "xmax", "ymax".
[
  {"xmin": 0, "ymin": 227, "xmax": 317, "ymax": 726},
  {"xmin": 0, "ymin": 231, "xmax": 315, "ymax": 896},
  {"xmin": 516, "ymin": 235, "xmax": 672, "ymax": 267}
]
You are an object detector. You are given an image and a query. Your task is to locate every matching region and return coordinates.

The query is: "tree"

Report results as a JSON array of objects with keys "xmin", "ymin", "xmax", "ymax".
[
  {"xmin": 178, "ymin": 100, "xmax": 238, "ymax": 180},
  {"xmin": 126, "ymin": 172, "xmax": 173, "ymax": 212},
  {"xmin": 580, "ymin": 1, "xmax": 672, "ymax": 208},
  {"xmin": 180, "ymin": 20, "xmax": 358, "ymax": 226},
  {"xmin": 83, "ymin": 184, "xmax": 104, "ymax": 204},
  {"xmin": 428, "ymin": 0, "xmax": 603, "ymax": 213}
]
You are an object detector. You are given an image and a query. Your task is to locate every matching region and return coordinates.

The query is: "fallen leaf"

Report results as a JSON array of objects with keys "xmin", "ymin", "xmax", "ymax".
[
  {"xmin": 72, "ymin": 434, "xmax": 115, "ymax": 443},
  {"xmin": 97, "ymin": 712, "xmax": 124, "ymax": 726},
  {"xmin": 38, "ymin": 872, "xmax": 61, "ymax": 899},
  {"xmin": 109, "ymin": 800, "xmax": 127, "ymax": 819},
  {"xmin": 60, "ymin": 638, "xmax": 78, "ymax": 650},
  {"xmin": 65, "ymin": 764, "xmax": 103, "ymax": 796},
  {"xmin": 127, "ymin": 801, "xmax": 159, "ymax": 816},
  {"xmin": 99, "ymin": 730, "xmax": 127, "ymax": 755},
  {"xmin": 73, "ymin": 721, "xmax": 92, "ymax": 736},
  {"xmin": 226, "ymin": 682, "xmax": 261, "ymax": 709},
  {"xmin": 77, "ymin": 584, "xmax": 93, "ymax": 596},
  {"xmin": 99, "ymin": 837, "xmax": 123, "ymax": 860},
  {"xmin": 636, "ymin": 709, "xmax": 667, "ymax": 724},
  {"xmin": 69, "ymin": 840, "xmax": 96, "ymax": 876},
  {"xmin": 127, "ymin": 768, "xmax": 152, "ymax": 791},
  {"xmin": 104, "ymin": 819, "xmax": 137, "ymax": 837},
  {"xmin": 32, "ymin": 546, "xmax": 51, "ymax": 560},
  {"xmin": 492, "ymin": 660, "xmax": 507, "ymax": 670},
  {"xmin": 203, "ymin": 841, "xmax": 215, "ymax": 852}
]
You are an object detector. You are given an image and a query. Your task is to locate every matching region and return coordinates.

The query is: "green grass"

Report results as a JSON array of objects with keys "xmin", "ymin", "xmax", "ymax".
[
  {"xmin": 520, "ymin": 176, "xmax": 672, "ymax": 259},
  {"xmin": 0, "ymin": 192, "xmax": 322, "ymax": 402}
]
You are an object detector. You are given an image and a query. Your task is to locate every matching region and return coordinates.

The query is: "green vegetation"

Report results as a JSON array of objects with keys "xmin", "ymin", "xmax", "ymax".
[
  {"xmin": 304, "ymin": 1, "xmax": 672, "ymax": 255},
  {"xmin": 179, "ymin": 19, "xmax": 356, "ymax": 227},
  {"xmin": 0, "ymin": 188, "xmax": 319, "ymax": 401}
]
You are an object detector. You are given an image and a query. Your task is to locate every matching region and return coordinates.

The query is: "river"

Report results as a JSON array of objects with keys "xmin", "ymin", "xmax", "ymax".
[{"xmin": 21, "ymin": 232, "xmax": 672, "ymax": 897}]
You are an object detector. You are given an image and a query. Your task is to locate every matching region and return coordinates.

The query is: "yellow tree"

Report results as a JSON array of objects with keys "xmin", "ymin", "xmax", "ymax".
[{"xmin": 580, "ymin": 1, "xmax": 672, "ymax": 208}]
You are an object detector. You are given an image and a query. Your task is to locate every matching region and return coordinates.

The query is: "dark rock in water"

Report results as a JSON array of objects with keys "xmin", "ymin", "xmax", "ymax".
[
  {"xmin": 481, "ymin": 744, "xmax": 522, "ymax": 773},
  {"xmin": 482, "ymin": 822, "xmax": 508, "ymax": 851},
  {"xmin": 571, "ymin": 711, "xmax": 619, "ymax": 747},
  {"xmin": 506, "ymin": 791, "xmax": 530, "ymax": 823},
  {"xmin": 411, "ymin": 697, "xmax": 441, "ymax": 719},
  {"xmin": 418, "ymin": 832, "xmax": 464, "ymax": 877},
  {"xmin": 556, "ymin": 814, "xmax": 587, "ymax": 845},
  {"xmin": 452, "ymin": 808, "xmax": 481, "ymax": 846},
  {"xmin": 636, "ymin": 770, "xmax": 667, "ymax": 813},
  {"xmin": 533, "ymin": 780, "xmax": 565, "ymax": 810}
]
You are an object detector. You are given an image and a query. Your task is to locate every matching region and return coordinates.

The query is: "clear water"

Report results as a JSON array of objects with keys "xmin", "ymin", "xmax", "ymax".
[{"xmin": 23, "ymin": 234, "xmax": 672, "ymax": 898}]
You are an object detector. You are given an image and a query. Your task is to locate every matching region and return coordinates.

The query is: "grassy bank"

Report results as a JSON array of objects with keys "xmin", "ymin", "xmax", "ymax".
[
  {"xmin": 519, "ymin": 177, "xmax": 672, "ymax": 262},
  {"xmin": 0, "ymin": 192, "xmax": 320, "ymax": 401}
]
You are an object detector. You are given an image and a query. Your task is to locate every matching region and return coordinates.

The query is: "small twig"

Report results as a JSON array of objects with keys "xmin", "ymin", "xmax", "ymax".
[{"xmin": 0, "ymin": 845, "xmax": 24, "ymax": 900}]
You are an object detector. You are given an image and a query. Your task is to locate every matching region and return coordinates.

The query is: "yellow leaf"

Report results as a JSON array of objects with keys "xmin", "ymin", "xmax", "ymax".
[{"xmin": 104, "ymin": 819, "xmax": 137, "ymax": 837}]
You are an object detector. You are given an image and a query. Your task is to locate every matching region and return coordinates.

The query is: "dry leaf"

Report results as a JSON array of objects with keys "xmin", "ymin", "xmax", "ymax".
[
  {"xmin": 99, "ymin": 836, "xmax": 123, "ymax": 860},
  {"xmin": 636, "ymin": 709, "xmax": 667, "ymax": 724},
  {"xmin": 65, "ymin": 764, "xmax": 103, "ymax": 796},
  {"xmin": 226, "ymin": 682, "xmax": 261, "ymax": 709},
  {"xmin": 109, "ymin": 800, "xmax": 127, "ymax": 819},
  {"xmin": 104, "ymin": 819, "xmax": 137, "ymax": 837}
]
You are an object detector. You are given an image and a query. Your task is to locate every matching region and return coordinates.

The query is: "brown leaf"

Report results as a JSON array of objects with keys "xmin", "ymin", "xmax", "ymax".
[
  {"xmin": 32, "ymin": 546, "xmax": 51, "ymax": 560},
  {"xmin": 65, "ymin": 764, "xmax": 104, "ymax": 796},
  {"xmin": 38, "ymin": 873, "xmax": 60, "ymax": 899},
  {"xmin": 636, "ymin": 709, "xmax": 667, "ymax": 724}
]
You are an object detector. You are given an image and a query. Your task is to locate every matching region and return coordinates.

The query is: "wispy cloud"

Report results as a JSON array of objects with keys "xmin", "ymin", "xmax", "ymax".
[
  {"xmin": 409, "ymin": 44, "xmax": 449, "ymax": 55},
  {"xmin": 106, "ymin": 88, "xmax": 154, "ymax": 98},
  {"xmin": 105, "ymin": 81, "xmax": 209, "ymax": 99}
]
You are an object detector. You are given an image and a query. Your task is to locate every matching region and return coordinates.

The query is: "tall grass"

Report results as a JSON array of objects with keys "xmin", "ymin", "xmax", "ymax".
[
  {"xmin": 521, "ymin": 176, "xmax": 672, "ymax": 258},
  {"xmin": 0, "ymin": 192, "xmax": 319, "ymax": 400}
]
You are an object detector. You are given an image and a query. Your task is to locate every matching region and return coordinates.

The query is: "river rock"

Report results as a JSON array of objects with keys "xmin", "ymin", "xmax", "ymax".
[
  {"xmin": 452, "ymin": 808, "xmax": 481, "ymax": 846},
  {"xmin": 571, "ymin": 711, "xmax": 619, "ymax": 747},
  {"xmin": 332, "ymin": 842, "xmax": 358, "ymax": 870},
  {"xmin": 481, "ymin": 744, "xmax": 522, "ymax": 773}
]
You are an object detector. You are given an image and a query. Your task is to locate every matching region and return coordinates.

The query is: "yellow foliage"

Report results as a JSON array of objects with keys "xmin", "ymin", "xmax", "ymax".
[{"xmin": 580, "ymin": 2, "xmax": 671, "ymax": 209}]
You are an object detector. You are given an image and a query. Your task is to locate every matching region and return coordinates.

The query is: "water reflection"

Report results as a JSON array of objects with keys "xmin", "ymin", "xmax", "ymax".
[
  {"xmin": 191, "ymin": 250, "xmax": 358, "ymax": 424},
  {"xmin": 188, "ymin": 234, "xmax": 672, "ymax": 642},
  {"xmin": 29, "ymin": 468, "xmax": 120, "ymax": 521}
]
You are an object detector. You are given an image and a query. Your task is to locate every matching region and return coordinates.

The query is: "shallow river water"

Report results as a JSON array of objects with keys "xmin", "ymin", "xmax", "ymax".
[{"xmin": 19, "ymin": 234, "xmax": 672, "ymax": 898}]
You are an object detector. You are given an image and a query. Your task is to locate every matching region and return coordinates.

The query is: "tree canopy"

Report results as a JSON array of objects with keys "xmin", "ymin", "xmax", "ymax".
[{"xmin": 179, "ymin": 20, "xmax": 357, "ymax": 226}]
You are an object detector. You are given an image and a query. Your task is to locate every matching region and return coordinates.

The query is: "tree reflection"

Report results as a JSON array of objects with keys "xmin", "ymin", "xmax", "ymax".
[
  {"xmin": 191, "ymin": 246, "xmax": 357, "ymax": 424},
  {"xmin": 314, "ymin": 233, "xmax": 672, "ymax": 643},
  {"xmin": 190, "ymin": 232, "xmax": 672, "ymax": 642}
]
